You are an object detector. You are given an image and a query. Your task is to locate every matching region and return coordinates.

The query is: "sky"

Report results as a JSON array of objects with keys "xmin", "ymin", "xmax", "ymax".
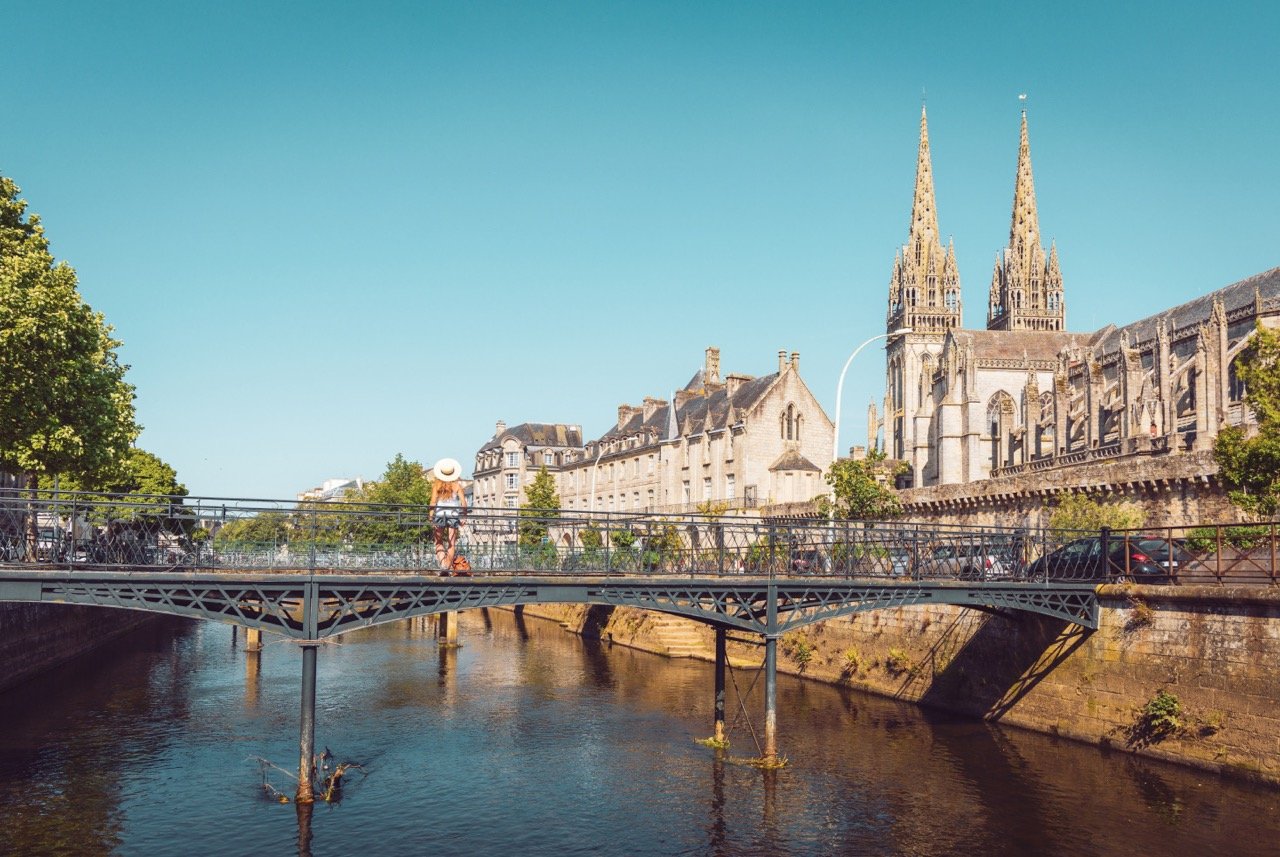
[{"xmin": 4, "ymin": 1, "xmax": 1278, "ymax": 499}]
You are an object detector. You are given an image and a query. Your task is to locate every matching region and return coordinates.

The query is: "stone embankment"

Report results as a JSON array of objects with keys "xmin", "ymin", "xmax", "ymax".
[
  {"xmin": 0, "ymin": 604, "xmax": 153, "ymax": 691},
  {"xmin": 517, "ymin": 586, "xmax": 1280, "ymax": 785}
]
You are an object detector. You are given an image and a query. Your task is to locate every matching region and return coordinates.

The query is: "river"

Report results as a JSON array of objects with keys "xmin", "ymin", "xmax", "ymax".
[{"xmin": 1, "ymin": 608, "xmax": 1277, "ymax": 856}]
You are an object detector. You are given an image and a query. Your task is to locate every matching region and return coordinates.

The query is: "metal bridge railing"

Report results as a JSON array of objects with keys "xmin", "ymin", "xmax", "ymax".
[{"xmin": 0, "ymin": 489, "xmax": 1275, "ymax": 584}]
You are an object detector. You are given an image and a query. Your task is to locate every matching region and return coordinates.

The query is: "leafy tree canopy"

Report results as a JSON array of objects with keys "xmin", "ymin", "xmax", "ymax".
[
  {"xmin": 818, "ymin": 451, "xmax": 904, "ymax": 521},
  {"xmin": 0, "ymin": 175, "xmax": 138, "ymax": 487},
  {"xmin": 354, "ymin": 453, "xmax": 432, "ymax": 507},
  {"xmin": 1047, "ymin": 494, "xmax": 1144, "ymax": 534},
  {"xmin": 518, "ymin": 466, "xmax": 560, "ymax": 546},
  {"xmin": 1215, "ymin": 322, "xmax": 1280, "ymax": 518}
]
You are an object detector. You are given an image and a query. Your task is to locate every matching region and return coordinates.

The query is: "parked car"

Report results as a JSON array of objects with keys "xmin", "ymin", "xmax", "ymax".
[
  {"xmin": 1026, "ymin": 535, "xmax": 1188, "ymax": 583},
  {"xmin": 919, "ymin": 541, "xmax": 1021, "ymax": 581}
]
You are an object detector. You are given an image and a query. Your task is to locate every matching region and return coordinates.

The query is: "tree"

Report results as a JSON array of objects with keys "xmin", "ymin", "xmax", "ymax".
[
  {"xmin": 819, "ymin": 452, "xmax": 904, "ymax": 520},
  {"xmin": 0, "ymin": 175, "xmax": 138, "ymax": 489},
  {"xmin": 518, "ymin": 467, "xmax": 560, "ymax": 548},
  {"xmin": 1215, "ymin": 323, "xmax": 1280, "ymax": 518},
  {"xmin": 339, "ymin": 453, "xmax": 433, "ymax": 545},
  {"xmin": 1047, "ymin": 493, "xmax": 1144, "ymax": 533}
]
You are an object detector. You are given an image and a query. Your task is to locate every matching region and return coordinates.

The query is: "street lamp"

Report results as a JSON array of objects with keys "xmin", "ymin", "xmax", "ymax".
[{"xmin": 829, "ymin": 327, "xmax": 912, "ymax": 519}]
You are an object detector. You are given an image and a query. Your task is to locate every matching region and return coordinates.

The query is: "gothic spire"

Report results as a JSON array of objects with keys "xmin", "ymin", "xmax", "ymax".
[
  {"xmin": 1008, "ymin": 110, "xmax": 1041, "ymax": 253},
  {"xmin": 888, "ymin": 105, "xmax": 960, "ymax": 335},
  {"xmin": 987, "ymin": 110, "xmax": 1064, "ymax": 332},
  {"xmin": 908, "ymin": 105, "xmax": 941, "ymax": 252}
]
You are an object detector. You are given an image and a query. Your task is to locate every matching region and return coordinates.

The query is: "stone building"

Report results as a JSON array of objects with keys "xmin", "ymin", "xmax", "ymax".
[
  {"xmin": 472, "ymin": 422, "xmax": 584, "ymax": 509},
  {"xmin": 473, "ymin": 348, "xmax": 834, "ymax": 517},
  {"xmin": 876, "ymin": 106, "xmax": 1279, "ymax": 492},
  {"xmin": 557, "ymin": 347, "xmax": 834, "ymax": 514}
]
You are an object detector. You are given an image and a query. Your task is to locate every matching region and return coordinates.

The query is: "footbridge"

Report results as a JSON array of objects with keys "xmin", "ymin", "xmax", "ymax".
[{"xmin": 2, "ymin": 492, "xmax": 1101, "ymax": 800}]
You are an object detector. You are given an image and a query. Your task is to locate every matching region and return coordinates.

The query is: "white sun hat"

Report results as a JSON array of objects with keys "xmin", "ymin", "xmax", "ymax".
[{"xmin": 434, "ymin": 458, "xmax": 461, "ymax": 482}]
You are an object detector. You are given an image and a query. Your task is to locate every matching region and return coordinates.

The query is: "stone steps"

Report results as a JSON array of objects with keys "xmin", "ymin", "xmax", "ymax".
[{"xmin": 647, "ymin": 614, "xmax": 706, "ymax": 658}]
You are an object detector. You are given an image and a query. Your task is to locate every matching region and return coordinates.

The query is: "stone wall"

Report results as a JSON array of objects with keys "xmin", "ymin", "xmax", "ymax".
[
  {"xmin": 899, "ymin": 450, "xmax": 1248, "ymax": 529},
  {"xmin": 516, "ymin": 586, "xmax": 1280, "ymax": 785},
  {"xmin": 0, "ymin": 604, "xmax": 153, "ymax": 692}
]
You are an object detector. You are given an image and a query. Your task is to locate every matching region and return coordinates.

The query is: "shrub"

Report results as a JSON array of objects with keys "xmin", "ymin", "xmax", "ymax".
[
  {"xmin": 1127, "ymin": 690, "xmax": 1182, "ymax": 747},
  {"xmin": 885, "ymin": 648, "xmax": 912, "ymax": 676},
  {"xmin": 1185, "ymin": 524, "xmax": 1271, "ymax": 553},
  {"xmin": 1048, "ymin": 494, "xmax": 1144, "ymax": 533},
  {"xmin": 782, "ymin": 632, "xmax": 815, "ymax": 671},
  {"xmin": 841, "ymin": 648, "xmax": 863, "ymax": 678}
]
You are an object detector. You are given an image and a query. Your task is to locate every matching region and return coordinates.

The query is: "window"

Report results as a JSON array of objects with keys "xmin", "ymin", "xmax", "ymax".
[
  {"xmin": 682, "ymin": 481, "xmax": 691, "ymax": 503},
  {"xmin": 505, "ymin": 496, "xmax": 518, "ymax": 508},
  {"xmin": 647, "ymin": 454, "xmax": 655, "ymax": 475},
  {"xmin": 505, "ymin": 473, "xmax": 518, "ymax": 490},
  {"xmin": 619, "ymin": 494, "xmax": 627, "ymax": 510},
  {"xmin": 505, "ymin": 451, "xmax": 519, "ymax": 468},
  {"xmin": 646, "ymin": 489, "xmax": 654, "ymax": 508},
  {"xmin": 544, "ymin": 451, "xmax": 555, "ymax": 466},
  {"xmin": 633, "ymin": 491, "xmax": 640, "ymax": 508},
  {"xmin": 725, "ymin": 474, "xmax": 736, "ymax": 499},
  {"xmin": 703, "ymin": 477, "xmax": 712, "ymax": 500}
]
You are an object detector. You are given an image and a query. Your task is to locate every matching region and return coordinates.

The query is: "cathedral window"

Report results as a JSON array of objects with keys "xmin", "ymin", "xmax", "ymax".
[
  {"xmin": 945, "ymin": 290, "xmax": 958, "ymax": 311},
  {"xmin": 1229, "ymin": 359, "xmax": 1246, "ymax": 403},
  {"xmin": 1048, "ymin": 292, "xmax": 1060, "ymax": 312}
]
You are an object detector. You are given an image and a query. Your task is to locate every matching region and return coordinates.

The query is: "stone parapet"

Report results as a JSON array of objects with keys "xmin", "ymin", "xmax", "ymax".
[{"xmin": 898, "ymin": 450, "xmax": 1245, "ymax": 528}]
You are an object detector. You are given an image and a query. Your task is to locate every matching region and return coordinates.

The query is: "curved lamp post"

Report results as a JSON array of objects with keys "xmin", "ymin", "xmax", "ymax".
[{"xmin": 829, "ymin": 327, "xmax": 912, "ymax": 520}]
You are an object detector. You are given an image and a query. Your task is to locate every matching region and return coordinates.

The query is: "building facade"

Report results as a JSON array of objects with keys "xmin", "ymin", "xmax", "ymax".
[
  {"xmin": 879, "ymin": 107, "xmax": 1278, "ymax": 489},
  {"xmin": 472, "ymin": 422, "xmax": 584, "ymax": 509},
  {"xmin": 473, "ymin": 347, "xmax": 835, "ymax": 517}
]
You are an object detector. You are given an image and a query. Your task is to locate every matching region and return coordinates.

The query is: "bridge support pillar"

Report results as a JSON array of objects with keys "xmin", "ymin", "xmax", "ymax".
[
  {"xmin": 763, "ymin": 635, "xmax": 778, "ymax": 764},
  {"xmin": 713, "ymin": 627, "xmax": 727, "ymax": 744},
  {"xmin": 296, "ymin": 644, "xmax": 317, "ymax": 804},
  {"xmin": 245, "ymin": 627, "xmax": 262, "ymax": 652},
  {"xmin": 439, "ymin": 612, "xmax": 458, "ymax": 646}
]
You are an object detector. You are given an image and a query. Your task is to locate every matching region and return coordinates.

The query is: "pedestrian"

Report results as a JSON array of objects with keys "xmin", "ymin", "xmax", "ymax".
[{"xmin": 431, "ymin": 458, "xmax": 467, "ymax": 571}]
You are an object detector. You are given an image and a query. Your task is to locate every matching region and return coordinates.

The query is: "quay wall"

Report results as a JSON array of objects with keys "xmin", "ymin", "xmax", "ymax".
[
  {"xmin": 0, "ymin": 604, "xmax": 153, "ymax": 692},
  {"xmin": 516, "ymin": 586, "xmax": 1280, "ymax": 785}
]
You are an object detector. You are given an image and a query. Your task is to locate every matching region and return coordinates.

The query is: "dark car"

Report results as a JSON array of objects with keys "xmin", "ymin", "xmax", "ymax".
[{"xmin": 1027, "ymin": 535, "xmax": 1188, "ymax": 583}]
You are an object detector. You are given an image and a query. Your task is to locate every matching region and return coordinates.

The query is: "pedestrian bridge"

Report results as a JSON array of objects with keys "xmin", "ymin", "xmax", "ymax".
[
  {"xmin": 0, "ymin": 491, "xmax": 1100, "ymax": 635},
  {"xmin": 1, "ymin": 491, "xmax": 1101, "ymax": 796}
]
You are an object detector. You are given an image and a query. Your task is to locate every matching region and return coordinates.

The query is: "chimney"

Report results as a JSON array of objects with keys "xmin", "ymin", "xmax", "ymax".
[
  {"xmin": 725, "ymin": 373, "xmax": 751, "ymax": 400},
  {"xmin": 790, "ymin": 351, "xmax": 800, "ymax": 372},
  {"xmin": 617, "ymin": 404, "xmax": 637, "ymax": 427},
  {"xmin": 705, "ymin": 346, "xmax": 721, "ymax": 385},
  {"xmin": 495, "ymin": 420, "xmax": 507, "ymax": 435},
  {"xmin": 642, "ymin": 396, "xmax": 666, "ymax": 422},
  {"xmin": 778, "ymin": 350, "xmax": 787, "ymax": 373}
]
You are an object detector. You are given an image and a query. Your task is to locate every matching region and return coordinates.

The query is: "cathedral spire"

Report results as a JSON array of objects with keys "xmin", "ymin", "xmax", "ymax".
[
  {"xmin": 888, "ymin": 106, "xmax": 960, "ymax": 335},
  {"xmin": 908, "ymin": 105, "xmax": 941, "ymax": 252},
  {"xmin": 1008, "ymin": 110, "xmax": 1041, "ymax": 254},
  {"xmin": 987, "ymin": 110, "xmax": 1064, "ymax": 332}
]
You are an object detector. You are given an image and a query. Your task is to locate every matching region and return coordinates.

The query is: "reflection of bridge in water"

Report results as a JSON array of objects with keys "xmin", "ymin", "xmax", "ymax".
[{"xmin": 1, "ymin": 493, "xmax": 1101, "ymax": 802}]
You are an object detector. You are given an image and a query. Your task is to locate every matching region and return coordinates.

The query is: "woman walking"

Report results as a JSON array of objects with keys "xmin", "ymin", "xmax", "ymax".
[{"xmin": 431, "ymin": 458, "xmax": 468, "ymax": 571}]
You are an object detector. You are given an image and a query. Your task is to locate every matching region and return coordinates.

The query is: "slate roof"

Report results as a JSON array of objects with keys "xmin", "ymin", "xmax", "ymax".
[
  {"xmin": 950, "ymin": 329, "xmax": 1081, "ymax": 362},
  {"xmin": 1092, "ymin": 266, "xmax": 1280, "ymax": 354},
  {"xmin": 478, "ymin": 423, "xmax": 583, "ymax": 452},
  {"xmin": 598, "ymin": 372, "xmax": 781, "ymax": 444}
]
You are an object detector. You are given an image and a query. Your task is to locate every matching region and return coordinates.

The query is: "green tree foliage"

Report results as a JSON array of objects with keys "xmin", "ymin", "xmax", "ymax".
[
  {"xmin": 819, "ymin": 452, "xmax": 903, "ymax": 520},
  {"xmin": 518, "ymin": 467, "xmax": 560, "ymax": 548},
  {"xmin": 340, "ymin": 453, "xmax": 434, "ymax": 545},
  {"xmin": 0, "ymin": 175, "xmax": 139, "ymax": 488},
  {"xmin": 213, "ymin": 511, "xmax": 290, "ymax": 545},
  {"xmin": 1214, "ymin": 323, "xmax": 1280, "ymax": 517},
  {"xmin": 1047, "ymin": 494, "xmax": 1144, "ymax": 533},
  {"xmin": 356, "ymin": 453, "xmax": 432, "ymax": 507}
]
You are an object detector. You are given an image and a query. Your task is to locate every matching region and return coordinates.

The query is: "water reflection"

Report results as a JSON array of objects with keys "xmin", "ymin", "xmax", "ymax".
[{"xmin": 0, "ymin": 610, "xmax": 1278, "ymax": 856}]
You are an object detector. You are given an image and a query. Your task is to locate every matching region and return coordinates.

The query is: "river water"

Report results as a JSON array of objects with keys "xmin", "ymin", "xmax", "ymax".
[{"xmin": 1, "ymin": 608, "xmax": 1278, "ymax": 856}]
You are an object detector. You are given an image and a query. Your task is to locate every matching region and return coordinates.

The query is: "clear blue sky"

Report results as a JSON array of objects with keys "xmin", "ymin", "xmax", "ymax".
[{"xmin": 6, "ymin": 1, "xmax": 1278, "ymax": 499}]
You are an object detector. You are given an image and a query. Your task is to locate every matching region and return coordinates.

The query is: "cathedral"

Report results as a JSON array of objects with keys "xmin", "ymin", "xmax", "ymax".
[{"xmin": 876, "ymin": 107, "xmax": 1279, "ymax": 489}]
